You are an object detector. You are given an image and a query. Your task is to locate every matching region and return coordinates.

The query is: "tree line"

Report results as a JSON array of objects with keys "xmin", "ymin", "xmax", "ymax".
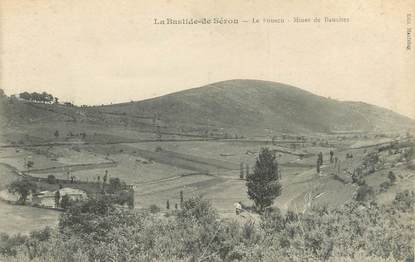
[{"xmin": 18, "ymin": 91, "xmax": 58, "ymax": 104}]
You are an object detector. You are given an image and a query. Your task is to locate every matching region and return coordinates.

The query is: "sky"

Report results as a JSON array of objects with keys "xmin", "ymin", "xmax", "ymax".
[{"xmin": 1, "ymin": 0, "xmax": 414, "ymax": 118}]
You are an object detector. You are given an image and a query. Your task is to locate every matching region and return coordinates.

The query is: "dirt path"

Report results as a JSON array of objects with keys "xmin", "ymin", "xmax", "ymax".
[
  {"xmin": 133, "ymin": 172, "xmax": 210, "ymax": 186},
  {"xmin": 0, "ymin": 162, "xmax": 26, "ymax": 177},
  {"xmin": 24, "ymin": 160, "xmax": 117, "ymax": 175}
]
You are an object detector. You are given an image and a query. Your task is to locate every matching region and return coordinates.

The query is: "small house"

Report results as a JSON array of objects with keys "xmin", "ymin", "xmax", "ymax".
[
  {"xmin": 32, "ymin": 191, "xmax": 56, "ymax": 208},
  {"xmin": 59, "ymin": 187, "xmax": 88, "ymax": 201},
  {"xmin": 32, "ymin": 188, "xmax": 88, "ymax": 209}
]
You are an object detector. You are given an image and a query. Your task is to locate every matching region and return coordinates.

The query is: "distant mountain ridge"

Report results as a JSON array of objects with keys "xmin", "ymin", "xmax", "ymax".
[{"xmin": 100, "ymin": 79, "xmax": 414, "ymax": 134}]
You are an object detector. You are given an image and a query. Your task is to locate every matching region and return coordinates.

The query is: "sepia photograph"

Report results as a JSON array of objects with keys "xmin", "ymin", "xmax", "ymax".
[{"xmin": 0, "ymin": 0, "xmax": 414, "ymax": 261}]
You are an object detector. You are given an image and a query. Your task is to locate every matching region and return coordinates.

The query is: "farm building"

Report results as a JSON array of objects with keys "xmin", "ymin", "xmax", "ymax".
[
  {"xmin": 32, "ymin": 187, "xmax": 88, "ymax": 208},
  {"xmin": 58, "ymin": 187, "xmax": 88, "ymax": 201},
  {"xmin": 32, "ymin": 191, "xmax": 56, "ymax": 208}
]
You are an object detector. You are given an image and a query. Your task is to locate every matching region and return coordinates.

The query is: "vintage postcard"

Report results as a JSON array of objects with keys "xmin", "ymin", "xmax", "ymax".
[{"xmin": 0, "ymin": 0, "xmax": 414, "ymax": 261}]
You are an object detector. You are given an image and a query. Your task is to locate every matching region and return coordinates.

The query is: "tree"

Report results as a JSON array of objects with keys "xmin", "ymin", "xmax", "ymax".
[
  {"xmin": 109, "ymin": 177, "xmax": 121, "ymax": 192},
  {"xmin": 246, "ymin": 148, "xmax": 282, "ymax": 212},
  {"xmin": 43, "ymin": 93, "xmax": 54, "ymax": 103},
  {"xmin": 19, "ymin": 92, "xmax": 31, "ymax": 101},
  {"xmin": 318, "ymin": 152, "xmax": 323, "ymax": 164},
  {"xmin": 149, "ymin": 204, "xmax": 160, "ymax": 213},
  {"xmin": 156, "ymin": 125, "xmax": 162, "ymax": 141},
  {"xmin": 8, "ymin": 179, "xmax": 37, "ymax": 204},
  {"xmin": 180, "ymin": 190, "xmax": 184, "ymax": 206},
  {"xmin": 240, "ymin": 162, "xmax": 244, "ymax": 179},
  {"xmin": 26, "ymin": 160, "xmax": 34, "ymax": 169},
  {"xmin": 178, "ymin": 195, "xmax": 217, "ymax": 224},
  {"xmin": 166, "ymin": 200, "xmax": 170, "ymax": 209},
  {"xmin": 31, "ymin": 92, "xmax": 41, "ymax": 102},
  {"xmin": 316, "ymin": 158, "xmax": 321, "ymax": 173},
  {"xmin": 54, "ymin": 190, "xmax": 60, "ymax": 208},
  {"xmin": 355, "ymin": 183, "xmax": 374, "ymax": 202},
  {"xmin": 47, "ymin": 175, "xmax": 57, "ymax": 184},
  {"xmin": 60, "ymin": 195, "xmax": 72, "ymax": 209},
  {"xmin": 40, "ymin": 92, "xmax": 48, "ymax": 103},
  {"xmin": 127, "ymin": 188, "xmax": 134, "ymax": 209},
  {"xmin": 317, "ymin": 152, "xmax": 323, "ymax": 173},
  {"xmin": 103, "ymin": 171, "xmax": 108, "ymax": 184},
  {"xmin": 388, "ymin": 171, "xmax": 396, "ymax": 184}
]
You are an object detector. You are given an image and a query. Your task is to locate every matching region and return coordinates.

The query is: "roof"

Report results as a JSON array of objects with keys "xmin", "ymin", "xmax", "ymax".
[
  {"xmin": 34, "ymin": 191, "xmax": 55, "ymax": 197},
  {"xmin": 58, "ymin": 187, "xmax": 87, "ymax": 195}
]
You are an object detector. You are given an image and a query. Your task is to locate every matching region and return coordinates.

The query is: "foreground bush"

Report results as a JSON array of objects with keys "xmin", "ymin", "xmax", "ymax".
[{"xmin": 1, "ymin": 193, "xmax": 414, "ymax": 261}]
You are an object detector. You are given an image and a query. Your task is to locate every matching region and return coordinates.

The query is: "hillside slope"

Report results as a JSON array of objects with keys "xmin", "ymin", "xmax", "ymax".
[
  {"xmin": 1, "ymin": 80, "xmax": 413, "ymax": 136},
  {"xmin": 100, "ymin": 79, "xmax": 414, "ymax": 134}
]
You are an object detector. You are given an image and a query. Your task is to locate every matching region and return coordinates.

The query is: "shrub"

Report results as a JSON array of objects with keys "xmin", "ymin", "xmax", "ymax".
[
  {"xmin": 149, "ymin": 204, "xmax": 160, "ymax": 213},
  {"xmin": 108, "ymin": 177, "xmax": 122, "ymax": 193},
  {"xmin": 177, "ymin": 195, "xmax": 217, "ymax": 224},
  {"xmin": 355, "ymin": 184, "xmax": 374, "ymax": 202},
  {"xmin": 388, "ymin": 171, "xmax": 396, "ymax": 184},
  {"xmin": 0, "ymin": 233, "xmax": 27, "ymax": 256},
  {"xmin": 379, "ymin": 181, "xmax": 391, "ymax": 192},
  {"xmin": 26, "ymin": 160, "xmax": 34, "ymax": 168},
  {"xmin": 60, "ymin": 195, "xmax": 71, "ymax": 210},
  {"xmin": 59, "ymin": 197, "xmax": 116, "ymax": 239},
  {"xmin": 393, "ymin": 190, "xmax": 415, "ymax": 212},
  {"xmin": 46, "ymin": 175, "xmax": 56, "ymax": 184}
]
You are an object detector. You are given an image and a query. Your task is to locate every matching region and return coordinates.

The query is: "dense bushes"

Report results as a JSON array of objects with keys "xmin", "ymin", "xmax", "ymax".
[
  {"xmin": 259, "ymin": 201, "xmax": 414, "ymax": 261},
  {"xmin": 393, "ymin": 190, "xmax": 415, "ymax": 212},
  {"xmin": 0, "ymin": 233, "xmax": 27, "ymax": 257},
  {"xmin": 0, "ymin": 227, "xmax": 52, "ymax": 259},
  {"xmin": 1, "ymin": 192, "xmax": 414, "ymax": 261}
]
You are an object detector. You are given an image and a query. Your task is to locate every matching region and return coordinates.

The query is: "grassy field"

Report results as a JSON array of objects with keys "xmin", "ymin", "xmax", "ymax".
[
  {"xmin": 0, "ymin": 164, "xmax": 60, "ymax": 234},
  {"xmin": 1, "ymin": 115, "xmax": 413, "ymax": 235}
]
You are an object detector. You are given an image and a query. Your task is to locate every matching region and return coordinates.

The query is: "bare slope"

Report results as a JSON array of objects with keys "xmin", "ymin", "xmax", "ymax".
[{"xmin": 101, "ymin": 79, "xmax": 414, "ymax": 134}]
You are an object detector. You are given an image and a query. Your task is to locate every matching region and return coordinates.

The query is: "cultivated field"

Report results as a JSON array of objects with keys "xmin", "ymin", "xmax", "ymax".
[
  {"xmin": 3, "ymin": 129, "xmax": 409, "ymax": 234},
  {"xmin": 0, "ymin": 95, "xmax": 413, "ymax": 235}
]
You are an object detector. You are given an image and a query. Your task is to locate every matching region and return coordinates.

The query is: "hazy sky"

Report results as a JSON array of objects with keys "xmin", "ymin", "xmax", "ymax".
[{"xmin": 1, "ymin": 0, "xmax": 414, "ymax": 118}]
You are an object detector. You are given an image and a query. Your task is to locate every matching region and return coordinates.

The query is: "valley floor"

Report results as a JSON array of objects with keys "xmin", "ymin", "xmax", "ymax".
[{"xmin": 1, "ymin": 132, "xmax": 412, "ymax": 234}]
